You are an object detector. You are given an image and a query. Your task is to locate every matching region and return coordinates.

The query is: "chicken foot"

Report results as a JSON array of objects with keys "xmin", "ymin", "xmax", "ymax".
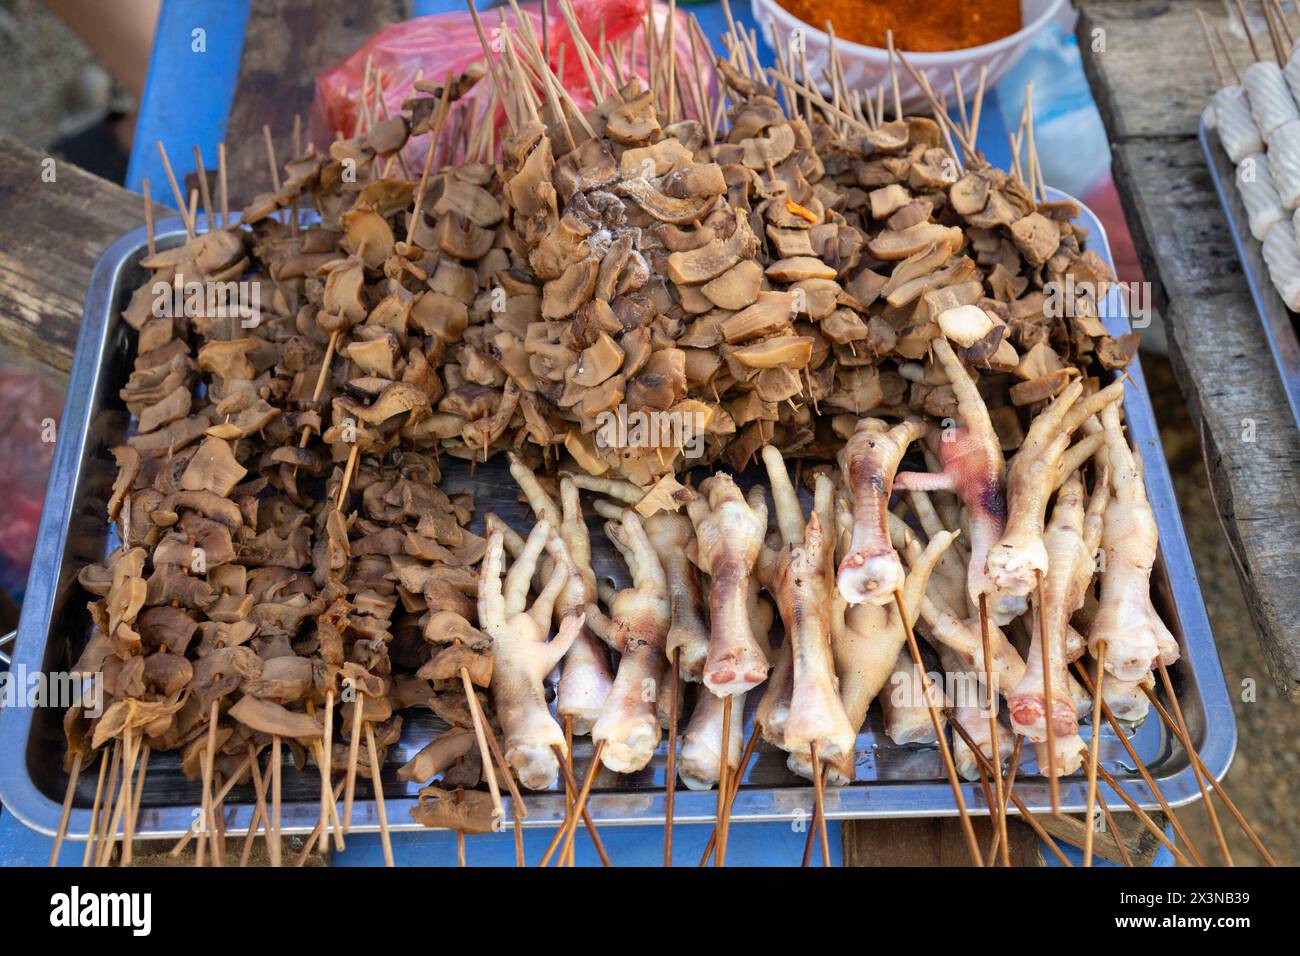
[
  {"xmin": 478, "ymin": 522, "xmax": 584, "ymax": 790},
  {"xmin": 1088, "ymin": 402, "xmax": 1179, "ymax": 681},
  {"xmin": 984, "ymin": 379, "xmax": 1123, "ymax": 603},
  {"xmin": 836, "ymin": 417, "xmax": 926, "ymax": 606},
  {"xmin": 688, "ymin": 475, "xmax": 770, "ymax": 695},
  {"xmin": 507, "ymin": 456, "xmax": 614, "ymax": 736},
  {"xmin": 586, "ymin": 509, "xmax": 671, "ymax": 774}
]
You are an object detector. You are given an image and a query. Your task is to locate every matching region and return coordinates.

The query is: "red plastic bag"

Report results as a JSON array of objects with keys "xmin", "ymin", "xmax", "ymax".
[{"xmin": 311, "ymin": 0, "xmax": 709, "ymax": 169}]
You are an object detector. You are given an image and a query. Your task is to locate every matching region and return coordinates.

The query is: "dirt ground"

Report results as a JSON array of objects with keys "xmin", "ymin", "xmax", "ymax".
[{"xmin": 1145, "ymin": 358, "xmax": 1300, "ymax": 866}]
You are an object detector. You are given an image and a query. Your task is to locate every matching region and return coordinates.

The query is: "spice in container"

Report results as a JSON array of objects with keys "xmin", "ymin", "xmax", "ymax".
[{"xmin": 775, "ymin": 0, "xmax": 1022, "ymax": 52}]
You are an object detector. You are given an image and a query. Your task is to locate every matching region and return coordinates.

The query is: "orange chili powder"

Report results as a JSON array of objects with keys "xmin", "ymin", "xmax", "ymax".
[{"xmin": 777, "ymin": 0, "xmax": 1022, "ymax": 53}]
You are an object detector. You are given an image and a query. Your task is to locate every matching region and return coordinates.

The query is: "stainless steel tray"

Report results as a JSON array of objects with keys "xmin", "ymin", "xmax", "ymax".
[
  {"xmin": 0, "ymin": 194, "xmax": 1235, "ymax": 841},
  {"xmin": 1201, "ymin": 118, "xmax": 1300, "ymax": 428}
]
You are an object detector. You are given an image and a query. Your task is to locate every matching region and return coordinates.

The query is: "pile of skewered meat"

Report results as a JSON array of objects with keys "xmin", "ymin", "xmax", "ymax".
[{"xmin": 59, "ymin": 0, "xmax": 1176, "ymax": 867}]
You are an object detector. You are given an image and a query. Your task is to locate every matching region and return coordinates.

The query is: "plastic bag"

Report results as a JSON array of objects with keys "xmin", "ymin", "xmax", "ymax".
[{"xmin": 311, "ymin": 0, "xmax": 708, "ymax": 169}]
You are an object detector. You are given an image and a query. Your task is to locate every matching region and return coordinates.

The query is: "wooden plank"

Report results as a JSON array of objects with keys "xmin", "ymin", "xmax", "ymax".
[
  {"xmin": 220, "ymin": 0, "xmax": 409, "ymax": 208},
  {"xmin": 842, "ymin": 818, "xmax": 1042, "ymax": 867},
  {"xmin": 0, "ymin": 137, "xmax": 170, "ymax": 376},
  {"xmin": 1077, "ymin": 1, "xmax": 1300, "ymax": 699},
  {"xmin": 1076, "ymin": 0, "xmax": 1224, "ymax": 141},
  {"xmin": 1036, "ymin": 810, "xmax": 1164, "ymax": 867}
]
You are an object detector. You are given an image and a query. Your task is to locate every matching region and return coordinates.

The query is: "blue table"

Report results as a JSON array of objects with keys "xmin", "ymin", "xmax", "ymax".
[{"xmin": 3, "ymin": 0, "xmax": 1139, "ymax": 868}]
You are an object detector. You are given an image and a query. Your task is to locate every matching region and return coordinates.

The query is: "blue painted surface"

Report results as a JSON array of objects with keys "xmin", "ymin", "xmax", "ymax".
[
  {"xmin": 0, "ymin": 1, "xmax": 1133, "ymax": 868},
  {"xmin": 126, "ymin": 0, "xmax": 250, "ymax": 196},
  {"xmin": 333, "ymin": 819, "xmax": 841, "ymax": 867}
]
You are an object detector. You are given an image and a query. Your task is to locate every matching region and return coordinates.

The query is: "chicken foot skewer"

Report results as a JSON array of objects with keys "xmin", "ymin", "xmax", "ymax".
[
  {"xmin": 895, "ymin": 339, "xmax": 1016, "ymax": 621},
  {"xmin": 836, "ymin": 417, "xmax": 926, "ymax": 606},
  {"xmin": 1007, "ymin": 471, "xmax": 1095, "ymax": 741},
  {"xmin": 1089, "ymin": 402, "xmax": 1181, "ymax": 680},
  {"xmin": 478, "ymin": 522, "xmax": 585, "ymax": 790},
  {"xmin": 572, "ymin": 474, "xmax": 711, "ymax": 682},
  {"xmin": 585, "ymin": 509, "xmax": 671, "ymax": 773},
  {"xmin": 761, "ymin": 447, "xmax": 857, "ymax": 761},
  {"xmin": 507, "ymin": 458, "xmax": 614, "ymax": 737},
  {"xmin": 983, "ymin": 379, "xmax": 1123, "ymax": 604},
  {"xmin": 688, "ymin": 475, "xmax": 770, "ymax": 695}
]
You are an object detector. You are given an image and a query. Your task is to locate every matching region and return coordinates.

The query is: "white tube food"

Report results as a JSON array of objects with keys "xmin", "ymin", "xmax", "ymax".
[
  {"xmin": 1214, "ymin": 85, "xmax": 1263, "ymax": 162},
  {"xmin": 1244, "ymin": 61, "xmax": 1299, "ymax": 138},
  {"xmin": 1261, "ymin": 220, "xmax": 1300, "ymax": 310},
  {"xmin": 1236, "ymin": 152, "xmax": 1285, "ymax": 238},
  {"xmin": 1284, "ymin": 48, "xmax": 1300, "ymax": 110},
  {"xmin": 1268, "ymin": 119, "xmax": 1300, "ymax": 209}
]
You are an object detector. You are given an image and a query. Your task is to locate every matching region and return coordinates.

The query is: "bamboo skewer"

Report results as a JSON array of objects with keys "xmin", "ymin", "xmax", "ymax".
[
  {"xmin": 155, "ymin": 141, "xmax": 195, "ymax": 239},
  {"xmin": 1091, "ymin": 759, "xmax": 1192, "ymax": 867},
  {"xmin": 293, "ymin": 781, "xmax": 346, "ymax": 867},
  {"xmin": 364, "ymin": 721, "xmax": 395, "ymax": 866},
  {"xmin": 810, "ymin": 743, "xmax": 830, "ymax": 867},
  {"xmin": 946, "ymin": 718, "xmax": 1074, "ymax": 866},
  {"xmin": 1137, "ymin": 678, "xmax": 1275, "ymax": 866},
  {"xmin": 122, "ymin": 740, "xmax": 149, "ymax": 867},
  {"xmin": 1082, "ymin": 646, "xmax": 1106, "ymax": 866},
  {"xmin": 1234, "ymin": 0, "xmax": 1262, "ymax": 62},
  {"xmin": 896, "ymin": 593, "xmax": 983, "ymax": 866},
  {"xmin": 142, "ymin": 179, "xmax": 156, "ymax": 256},
  {"xmin": 240, "ymin": 746, "xmax": 272, "ymax": 866},
  {"xmin": 984, "ymin": 734, "xmax": 1024, "ymax": 865},
  {"xmin": 49, "ymin": 752, "xmax": 83, "ymax": 867},
  {"xmin": 978, "ymin": 594, "xmax": 1010, "ymax": 866},
  {"xmin": 698, "ymin": 720, "xmax": 762, "ymax": 866},
  {"xmin": 92, "ymin": 740, "xmax": 121, "ymax": 866},
  {"xmin": 82, "ymin": 745, "xmax": 110, "ymax": 867},
  {"xmin": 664, "ymin": 648, "xmax": 681, "ymax": 866},
  {"xmin": 98, "ymin": 729, "xmax": 141, "ymax": 868},
  {"xmin": 343, "ymin": 687, "xmax": 366, "ymax": 830},
  {"xmin": 193, "ymin": 146, "xmax": 215, "ymax": 231},
  {"xmin": 551, "ymin": 744, "xmax": 612, "ymax": 866},
  {"xmin": 714, "ymin": 693, "xmax": 733, "ymax": 866},
  {"xmin": 216, "ymin": 142, "xmax": 230, "ymax": 230},
  {"xmin": 1071, "ymin": 661, "xmax": 1205, "ymax": 866},
  {"xmin": 270, "ymin": 734, "xmax": 283, "ymax": 867},
  {"xmin": 461, "ymin": 666, "xmax": 506, "ymax": 828},
  {"xmin": 1034, "ymin": 574, "xmax": 1060, "ymax": 814},
  {"xmin": 197, "ymin": 702, "xmax": 218, "ymax": 867},
  {"xmin": 545, "ymin": 740, "xmax": 604, "ymax": 866},
  {"xmin": 1150, "ymin": 662, "xmax": 1234, "ymax": 864}
]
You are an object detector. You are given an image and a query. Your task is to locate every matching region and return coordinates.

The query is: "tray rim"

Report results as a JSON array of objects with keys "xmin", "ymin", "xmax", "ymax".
[{"xmin": 0, "ymin": 194, "xmax": 1236, "ymax": 839}]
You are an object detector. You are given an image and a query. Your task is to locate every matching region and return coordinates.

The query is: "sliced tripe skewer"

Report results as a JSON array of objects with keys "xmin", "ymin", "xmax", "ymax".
[{"xmin": 1237, "ymin": 151, "xmax": 1286, "ymax": 237}]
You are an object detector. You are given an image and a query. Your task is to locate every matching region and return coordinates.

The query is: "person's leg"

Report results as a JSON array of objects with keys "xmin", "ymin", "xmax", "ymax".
[{"xmin": 42, "ymin": 0, "xmax": 161, "ymax": 103}]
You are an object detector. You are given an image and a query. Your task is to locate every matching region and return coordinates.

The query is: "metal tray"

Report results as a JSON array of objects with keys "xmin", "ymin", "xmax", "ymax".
[
  {"xmin": 1201, "ymin": 118, "xmax": 1300, "ymax": 428},
  {"xmin": 0, "ymin": 194, "xmax": 1235, "ymax": 841}
]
